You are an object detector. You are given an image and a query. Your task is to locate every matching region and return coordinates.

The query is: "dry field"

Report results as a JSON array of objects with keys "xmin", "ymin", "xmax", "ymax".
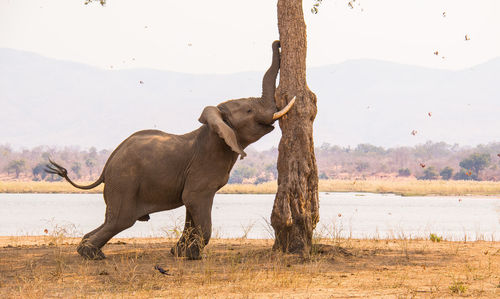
[
  {"xmin": 1, "ymin": 179, "xmax": 500, "ymax": 196},
  {"xmin": 0, "ymin": 236, "xmax": 499, "ymax": 298}
]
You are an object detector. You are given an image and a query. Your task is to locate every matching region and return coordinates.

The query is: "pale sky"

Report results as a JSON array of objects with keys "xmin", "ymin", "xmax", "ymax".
[{"xmin": 1, "ymin": 0, "xmax": 499, "ymax": 74}]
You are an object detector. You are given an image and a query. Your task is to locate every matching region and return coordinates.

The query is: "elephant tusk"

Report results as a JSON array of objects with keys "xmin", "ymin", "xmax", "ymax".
[{"xmin": 272, "ymin": 96, "xmax": 296, "ymax": 120}]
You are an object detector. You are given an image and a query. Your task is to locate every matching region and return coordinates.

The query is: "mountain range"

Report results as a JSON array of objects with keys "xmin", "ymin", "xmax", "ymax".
[{"xmin": 1, "ymin": 48, "xmax": 499, "ymax": 151}]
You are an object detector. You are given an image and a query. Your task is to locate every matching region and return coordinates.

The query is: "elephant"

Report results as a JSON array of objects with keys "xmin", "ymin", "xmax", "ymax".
[{"xmin": 45, "ymin": 40, "xmax": 295, "ymax": 260}]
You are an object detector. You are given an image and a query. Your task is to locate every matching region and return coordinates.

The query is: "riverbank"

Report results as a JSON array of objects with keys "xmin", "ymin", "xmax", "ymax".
[
  {"xmin": 0, "ymin": 236, "xmax": 498, "ymax": 298},
  {"xmin": 1, "ymin": 179, "xmax": 500, "ymax": 196}
]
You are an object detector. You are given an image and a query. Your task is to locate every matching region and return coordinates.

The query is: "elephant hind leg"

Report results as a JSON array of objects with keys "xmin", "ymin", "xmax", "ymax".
[
  {"xmin": 78, "ymin": 216, "xmax": 136, "ymax": 260},
  {"xmin": 77, "ymin": 189, "xmax": 138, "ymax": 260},
  {"xmin": 78, "ymin": 223, "xmax": 106, "ymax": 259},
  {"xmin": 82, "ymin": 223, "xmax": 105, "ymax": 240},
  {"xmin": 77, "ymin": 240, "xmax": 106, "ymax": 260}
]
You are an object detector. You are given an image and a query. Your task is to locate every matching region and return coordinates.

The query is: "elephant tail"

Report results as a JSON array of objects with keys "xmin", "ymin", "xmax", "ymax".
[{"xmin": 45, "ymin": 159, "xmax": 104, "ymax": 190}]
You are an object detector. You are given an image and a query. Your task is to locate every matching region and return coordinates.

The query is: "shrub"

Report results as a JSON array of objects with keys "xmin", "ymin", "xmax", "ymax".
[
  {"xmin": 429, "ymin": 233, "xmax": 442, "ymax": 242},
  {"xmin": 32, "ymin": 163, "xmax": 48, "ymax": 181},
  {"xmin": 453, "ymin": 169, "xmax": 478, "ymax": 181},
  {"xmin": 254, "ymin": 176, "xmax": 270, "ymax": 185},
  {"xmin": 71, "ymin": 162, "xmax": 82, "ymax": 179},
  {"xmin": 398, "ymin": 168, "xmax": 411, "ymax": 177},
  {"xmin": 46, "ymin": 174, "xmax": 63, "ymax": 182},
  {"xmin": 6, "ymin": 159, "xmax": 26, "ymax": 178},
  {"xmin": 459, "ymin": 152, "xmax": 491, "ymax": 178},
  {"xmin": 449, "ymin": 281, "xmax": 467, "ymax": 294},
  {"xmin": 440, "ymin": 166, "xmax": 454, "ymax": 180},
  {"xmin": 229, "ymin": 165, "xmax": 257, "ymax": 184},
  {"xmin": 354, "ymin": 143, "xmax": 386, "ymax": 154},
  {"xmin": 418, "ymin": 167, "xmax": 438, "ymax": 180},
  {"xmin": 355, "ymin": 162, "xmax": 369, "ymax": 172}
]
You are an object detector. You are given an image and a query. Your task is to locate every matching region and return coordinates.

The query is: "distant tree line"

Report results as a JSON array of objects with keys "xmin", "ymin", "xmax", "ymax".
[
  {"xmin": 1, "ymin": 141, "xmax": 499, "ymax": 183},
  {"xmin": 0, "ymin": 145, "xmax": 109, "ymax": 182},
  {"xmin": 232, "ymin": 141, "xmax": 500, "ymax": 183}
]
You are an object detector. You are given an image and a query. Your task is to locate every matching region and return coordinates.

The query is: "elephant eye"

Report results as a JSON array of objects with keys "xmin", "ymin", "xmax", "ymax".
[{"xmin": 247, "ymin": 109, "xmax": 252, "ymax": 114}]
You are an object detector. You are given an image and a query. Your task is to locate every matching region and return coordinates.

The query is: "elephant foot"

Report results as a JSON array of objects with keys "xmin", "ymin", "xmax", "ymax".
[
  {"xmin": 77, "ymin": 242, "xmax": 106, "ymax": 260},
  {"xmin": 170, "ymin": 242, "xmax": 202, "ymax": 260}
]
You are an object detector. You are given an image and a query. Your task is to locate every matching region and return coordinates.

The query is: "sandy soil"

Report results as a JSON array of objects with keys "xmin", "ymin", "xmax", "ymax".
[{"xmin": 0, "ymin": 236, "xmax": 499, "ymax": 298}]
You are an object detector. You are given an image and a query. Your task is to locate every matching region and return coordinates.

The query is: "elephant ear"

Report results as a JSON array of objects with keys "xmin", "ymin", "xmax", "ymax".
[{"xmin": 198, "ymin": 106, "xmax": 247, "ymax": 159}]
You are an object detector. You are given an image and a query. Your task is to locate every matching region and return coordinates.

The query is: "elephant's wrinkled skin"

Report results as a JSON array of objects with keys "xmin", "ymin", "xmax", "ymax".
[{"xmin": 46, "ymin": 41, "xmax": 294, "ymax": 260}]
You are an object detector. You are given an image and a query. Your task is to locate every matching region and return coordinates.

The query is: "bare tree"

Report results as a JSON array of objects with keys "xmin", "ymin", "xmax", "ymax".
[{"xmin": 271, "ymin": 0, "xmax": 319, "ymax": 255}]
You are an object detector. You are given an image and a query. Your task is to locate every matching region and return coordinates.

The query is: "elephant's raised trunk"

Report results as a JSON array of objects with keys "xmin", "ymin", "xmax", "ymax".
[{"xmin": 261, "ymin": 40, "xmax": 281, "ymax": 112}]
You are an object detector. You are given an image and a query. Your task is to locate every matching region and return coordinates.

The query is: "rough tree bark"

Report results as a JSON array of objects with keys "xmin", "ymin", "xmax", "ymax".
[{"xmin": 271, "ymin": 0, "xmax": 319, "ymax": 255}]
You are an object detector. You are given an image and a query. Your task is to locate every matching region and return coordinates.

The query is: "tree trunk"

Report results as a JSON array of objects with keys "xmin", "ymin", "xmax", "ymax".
[{"xmin": 271, "ymin": 0, "xmax": 319, "ymax": 255}]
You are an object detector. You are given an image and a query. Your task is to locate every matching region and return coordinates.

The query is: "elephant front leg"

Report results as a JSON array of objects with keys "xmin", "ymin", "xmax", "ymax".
[
  {"xmin": 171, "ymin": 192, "xmax": 214, "ymax": 260},
  {"xmin": 170, "ymin": 209, "xmax": 196, "ymax": 258}
]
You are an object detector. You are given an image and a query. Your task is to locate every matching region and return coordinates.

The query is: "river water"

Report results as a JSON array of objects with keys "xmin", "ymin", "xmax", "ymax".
[{"xmin": 1, "ymin": 192, "xmax": 499, "ymax": 241}]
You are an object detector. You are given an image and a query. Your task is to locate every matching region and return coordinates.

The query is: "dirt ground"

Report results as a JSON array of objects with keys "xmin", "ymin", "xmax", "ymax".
[{"xmin": 0, "ymin": 236, "xmax": 499, "ymax": 298}]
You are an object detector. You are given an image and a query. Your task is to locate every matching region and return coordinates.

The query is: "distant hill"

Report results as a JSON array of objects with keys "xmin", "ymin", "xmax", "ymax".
[{"xmin": 1, "ymin": 48, "xmax": 499, "ymax": 150}]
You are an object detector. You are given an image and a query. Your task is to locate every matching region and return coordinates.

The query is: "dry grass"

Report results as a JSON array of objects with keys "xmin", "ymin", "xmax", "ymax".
[
  {"xmin": 0, "ymin": 181, "xmax": 103, "ymax": 194},
  {"xmin": 2, "ymin": 179, "xmax": 500, "ymax": 196},
  {"xmin": 318, "ymin": 179, "xmax": 500, "ymax": 196},
  {"xmin": 0, "ymin": 236, "xmax": 499, "ymax": 298}
]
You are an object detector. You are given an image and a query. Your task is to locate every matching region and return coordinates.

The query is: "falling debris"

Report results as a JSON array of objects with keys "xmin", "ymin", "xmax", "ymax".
[
  {"xmin": 338, "ymin": 213, "xmax": 342, "ymax": 218},
  {"xmin": 434, "ymin": 51, "xmax": 439, "ymax": 56},
  {"xmin": 465, "ymin": 34, "xmax": 470, "ymax": 41},
  {"xmin": 420, "ymin": 163, "xmax": 426, "ymax": 168},
  {"xmin": 139, "ymin": 81, "xmax": 144, "ymax": 84},
  {"xmin": 311, "ymin": 0, "xmax": 322, "ymax": 14},
  {"xmin": 428, "ymin": 112, "xmax": 432, "ymax": 117},
  {"xmin": 442, "ymin": 12, "xmax": 446, "ymax": 17},
  {"xmin": 458, "ymin": 198, "xmax": 462, "ymax": 202},
  {"xmin": 44, "ymin": 229, "xmax": 48, "ymax": 234},
  {"xmin": 411, "ymin": 130, "xmax": 418, "ymax": 136}
]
